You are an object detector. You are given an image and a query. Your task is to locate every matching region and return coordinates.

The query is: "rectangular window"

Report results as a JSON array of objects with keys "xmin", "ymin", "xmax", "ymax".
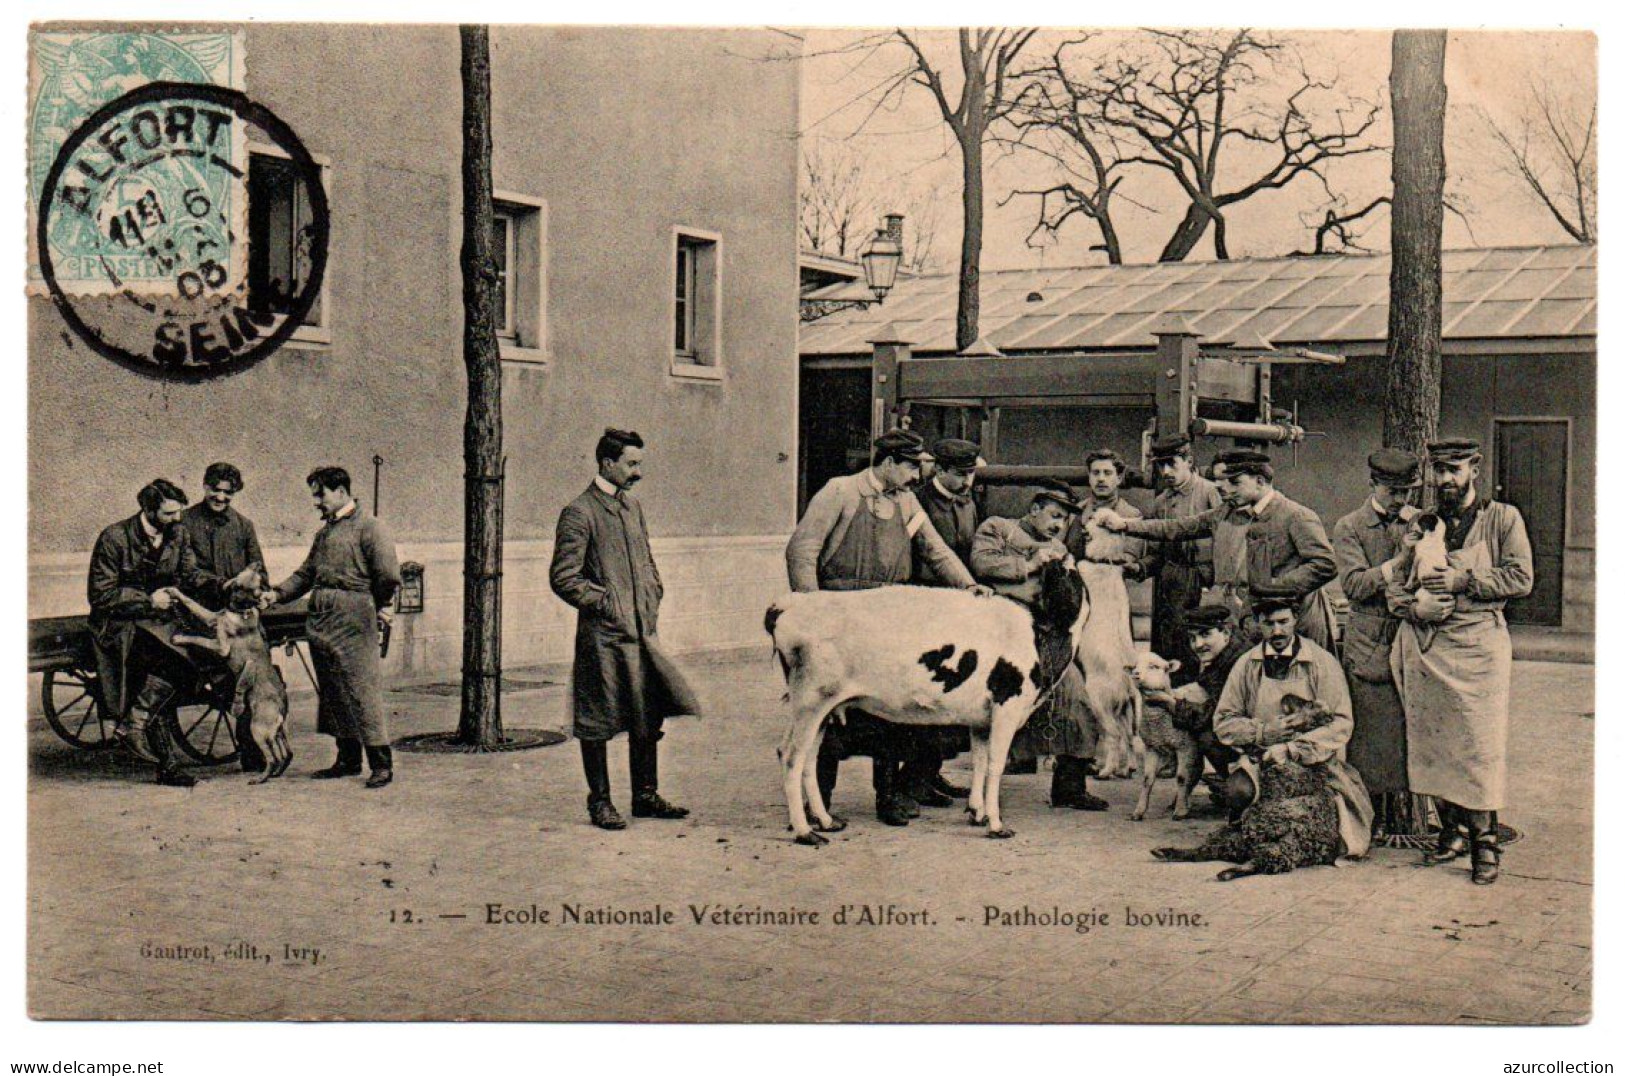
[
  {"xmin": 492, "ymin": 192, "xmax": 548, "ymax": 364},
  {"xmin": 247, "ymin": 147, "xmax": 330, "ymax": 344},
  {"xmin": 672, "ymin": 228, "xmax": 721, "ymax": 378},
  {"xmin": 493, "ymin": 211, "xmax": 516, "ymax": 339}
]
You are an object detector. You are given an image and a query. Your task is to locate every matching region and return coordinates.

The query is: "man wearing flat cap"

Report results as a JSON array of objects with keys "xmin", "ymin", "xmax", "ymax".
[
  {"xmin": 1164, "ymin": 603, "xmax": 1249, "ymax": 800},
  {"xmin": 902, "ymin": 437, "xmax": 986, "ymax": 805},
  {"xmin": 1332, "ymin": 448, "xmax": 1423, "ymax": 821},
  {"xmin": 1387, "ymin": 438, "xmax": 1533, "ymax": 885},
  {"xmin": 787, "ymin": 428, "xmax": 988, "ymax": 827},
  {"xmin": 973, "ymin": 480, "xmax": 1107, "ymax": 811},
  {"xmin": 1211, "ymin": 596, "xmax": 1374, "ymax": 861},
  {"xmin": 1097, "ymin": 448, "xmax": 1339, "ymax": 648},
  {"xmin": 1140, "ymin": 434, "xmax": 1225, "ymax": 669}
]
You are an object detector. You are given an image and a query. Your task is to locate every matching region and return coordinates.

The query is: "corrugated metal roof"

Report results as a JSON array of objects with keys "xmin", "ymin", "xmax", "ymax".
[{"xmin": 799, "ymin": 245, "xmax": 1596, "ymax": 356}]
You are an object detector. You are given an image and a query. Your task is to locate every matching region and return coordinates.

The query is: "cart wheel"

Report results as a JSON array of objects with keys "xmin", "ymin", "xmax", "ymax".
[
  {"xmin": 168, "ymin": 684, "xmax": 240, "ymax": 766},
  {"xmin": 42, "ymin": 665, "xmax": 113, "ymax": 749}
]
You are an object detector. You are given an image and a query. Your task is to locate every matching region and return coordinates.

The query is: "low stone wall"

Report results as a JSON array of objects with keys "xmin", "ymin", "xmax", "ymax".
[{"xmin": 28, "ymin": 535, "xmax": 793, "ymax": 683}]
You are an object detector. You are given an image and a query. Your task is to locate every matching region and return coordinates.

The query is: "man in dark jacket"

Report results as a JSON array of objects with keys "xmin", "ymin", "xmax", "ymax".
[
  {"xmin": 269, "ymin": 466, "xmax": 402, "ymax": 788},
  {"xmin": 87, "ymin": 479, "xmax": 209, "ymax": 786},
  {"xmin": 550, "ymin": 429, "xmax": 701, "ymax": 830},
  {"xmin": 1097, "ymin": 449, "xmax": 1338, "ymax": 648},
  {"xmin": 180, "ymin": 461, "xmax": 266, "ymax": 600},
  {"xmin": 1140, "ymin": 435, "xmax": 1224, "ymax": 670},
  {"xmin": 902, "ymin": 437, "xmax": 984, "ymax": 805},
  {"xmin": 1166, "ymin": 604, "xmax": 1249, "ymax": 802}
]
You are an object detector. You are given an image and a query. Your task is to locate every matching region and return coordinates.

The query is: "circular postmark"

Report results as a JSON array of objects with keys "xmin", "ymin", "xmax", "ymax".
[{"xmin": 37, "ymin": 81, "xmax": 328, "ymax": 381}]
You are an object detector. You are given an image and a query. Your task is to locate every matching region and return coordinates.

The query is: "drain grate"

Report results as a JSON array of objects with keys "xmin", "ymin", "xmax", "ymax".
[
  {"xmin": 398, "ymin": 677, "xmax": 560, "ymax": 697},
  {"xmin": 394, "ymin": 729, "xmax": 568, "ymax": 754},
  {"xmin": 1377, "ymin": 823, "xmax": 1522, "ymax": 850}
]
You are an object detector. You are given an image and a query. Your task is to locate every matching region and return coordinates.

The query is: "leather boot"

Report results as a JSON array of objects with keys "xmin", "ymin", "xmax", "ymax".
[
  {"xmin": 581, "ymin": 740, "xmax": 625, "ymax": 830},
  {"xmin": 364, "ymin": 745, "xmax": 394, "ymax": 789},
  {"xmin": 312, "ymin": 737, "xmax": 363, "ymax": 779},
  {"xmin": 630, "ymin": 735, "xmax": 688, "ymax": 819},
  {"xmin": 873, "ymin": 754, "xmax": 910, "ymax": 826},
  {"xmin": 1468, "ymin": 810, "xmax": 1500, "ymax": 885},
  {"xmin": 149, "ymin": 716, "xmax": 196, "ymax": 788},
  {"xmin": 816, "ymin": 742, "xmax": 840, "ymax": 811},
  {"xmin": 1423, "ymin": 801, "xmax": 1471, "ymax": 865},
  {"xmin": 1051, "ymin": 755, "xmax": 1108, "ymax": 810},
  {"xmin": 901, "ymin": 752, "xmax": 953, "ymax": 808}
]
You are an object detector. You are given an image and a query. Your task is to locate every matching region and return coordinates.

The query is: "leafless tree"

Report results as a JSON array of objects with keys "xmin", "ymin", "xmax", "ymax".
[
  {"xmin": 1480, "ymin": 81, "xmax": 1596, "ymax": 244},
  {"xmin": 893, "ymin": 28, "xmax": 1038, "ymax": 348},
  {"xmin": 1000, "ymin": 35, "xmax": 1135, "ymax": 264},
  {"xmin": 1067, "ymin": 29, "xmax": 1383, "ymax": 262},
  {"xmin": 799, "ymin": 139, "xmax": 942, "ymax": 272}
]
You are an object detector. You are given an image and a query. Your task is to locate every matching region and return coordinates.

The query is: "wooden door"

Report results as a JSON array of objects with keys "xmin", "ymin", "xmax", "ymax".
[{"xmin": 1494, "ymin": 419, "xmax": 1567, "ymax": 626}]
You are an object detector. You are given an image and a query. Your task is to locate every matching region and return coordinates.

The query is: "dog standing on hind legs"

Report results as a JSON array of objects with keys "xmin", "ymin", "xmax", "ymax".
[{"xmin": 167, "ymin": 571, "xmax": 292, "ymax": 782}]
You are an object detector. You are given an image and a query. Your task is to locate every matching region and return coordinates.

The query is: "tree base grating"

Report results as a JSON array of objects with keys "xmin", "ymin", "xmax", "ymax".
[
  {"xmin": 1376, "ymin": 823, "xmax": 1522, "ymax": 850},
  {"xmin": 394, "ymin": 729, "xmax": 567, "ymax": 754}
]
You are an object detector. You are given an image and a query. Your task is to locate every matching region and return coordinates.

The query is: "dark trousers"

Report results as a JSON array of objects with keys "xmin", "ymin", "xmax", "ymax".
[{"xmin": 580, "ymin": 735, "xmax": 660, "ymax": 803}]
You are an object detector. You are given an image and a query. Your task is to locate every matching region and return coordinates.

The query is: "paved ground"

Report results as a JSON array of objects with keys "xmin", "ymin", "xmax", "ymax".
[{"xmin": 27, "ymin": 654, "xmax": 1592, "ymax": 1024}]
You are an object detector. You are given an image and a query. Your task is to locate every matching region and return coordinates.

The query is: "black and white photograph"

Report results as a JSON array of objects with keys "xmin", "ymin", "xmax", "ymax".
[{"xmin": 7, "ymin": 7, "xmax": 1612, "ymax": 1071}]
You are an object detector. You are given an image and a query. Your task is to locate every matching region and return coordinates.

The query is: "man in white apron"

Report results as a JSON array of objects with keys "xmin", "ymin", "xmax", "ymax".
[
  {"xmin": 1212, "ymin": 596, "xmax": 1374, "ymax": 861},
  {"xmin": 1388, "ymin": 438, "xmax": 1534, "ymax": 885}
]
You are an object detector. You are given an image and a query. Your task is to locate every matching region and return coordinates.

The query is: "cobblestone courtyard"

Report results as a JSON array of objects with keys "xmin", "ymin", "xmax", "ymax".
[{"xmin": 27, "ymin": 654, "xmax": 1592, "ymax": 1024}]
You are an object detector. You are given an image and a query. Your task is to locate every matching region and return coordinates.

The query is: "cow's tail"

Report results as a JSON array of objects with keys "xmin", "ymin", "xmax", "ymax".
[{"xmin": 764, "ymin": 601, "xmax": 793, "ymax": 684}]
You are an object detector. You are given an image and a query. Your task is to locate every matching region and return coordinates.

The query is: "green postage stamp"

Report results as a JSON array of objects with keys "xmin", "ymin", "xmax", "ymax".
[{"xmin": 27, "ymin": 31, "xmax": 247, "ymax": 297}]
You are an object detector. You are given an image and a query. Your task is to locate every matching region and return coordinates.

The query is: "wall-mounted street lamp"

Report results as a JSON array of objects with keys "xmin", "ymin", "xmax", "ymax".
[{"xmin": 801, "ymin": 214, "xmax": 905, "ymax": 323}]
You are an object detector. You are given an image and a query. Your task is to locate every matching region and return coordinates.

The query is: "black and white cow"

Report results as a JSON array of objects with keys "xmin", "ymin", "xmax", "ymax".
[{"xmin": 764, "ymin": 559, "xmax": 1090, "ymax": 846}]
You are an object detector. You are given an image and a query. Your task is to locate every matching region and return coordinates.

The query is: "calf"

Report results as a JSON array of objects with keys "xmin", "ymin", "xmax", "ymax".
[
  {"xmin": 765, "ymin": 559, "xmax": 1090, "ymax": 845},
  {"xmin": 1072, "ymin": 532, "xmax": 1139, "ymax": 779},
  {"xmin": 1127, "ymin": 653, "xmax": 1207, "ymax": 820}
]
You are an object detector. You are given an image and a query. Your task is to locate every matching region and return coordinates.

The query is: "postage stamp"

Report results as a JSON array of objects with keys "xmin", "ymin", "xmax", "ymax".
[
  {"xmin": 27, "ymin": 31, "xmax": 247, "ymax": 296},
  {"xmin": 35, "ymin": 81, "xmax": 330, "ymax": 380}
]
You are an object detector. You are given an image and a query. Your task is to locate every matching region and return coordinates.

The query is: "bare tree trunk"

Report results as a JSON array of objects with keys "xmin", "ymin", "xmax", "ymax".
[
  {"xmin": 1383, "ymin": 30, "xmax": 1448, "ymax": 455},
  {"xmin": 1096, "ymin": 212, "xmax": 1123, "ymax": 265},
  {"xmin": 1158, "ymin": 203, "xmax": 1213, "ymax": 262},
  {"xmin": 956, "ymin": 132, "xmax": 983, "ymax": 352},
  {"xmin": 458, "ymin": 24, "xmax": 505, "ymax": 746}
]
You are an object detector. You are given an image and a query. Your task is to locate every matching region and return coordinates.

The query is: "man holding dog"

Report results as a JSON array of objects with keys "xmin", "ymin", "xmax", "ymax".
[
  {"xmin": 87, "ymin": 479, "xmax": 211, "ymax": 787},
  {"xmin": 786, "ymin": 428, "xmax": 985, "ymax": 827},
  {"xmin": 269, "ymin": 466, "xmax": 402, "ymax": 789},
  {"xmin": 1332, "ymin": 449, "xmax": 1422, "ymax": 819},
  {"xmin": 551, "ymin": 429, "xmax": 701, "ymax": 831},
  {"xmin": 1212, "ymin": 596, "xmax": 1374, "ymax": 860},
  {"xmin": 1388, "ymin": 438, "xmax": 1534, "ymax": 885}
]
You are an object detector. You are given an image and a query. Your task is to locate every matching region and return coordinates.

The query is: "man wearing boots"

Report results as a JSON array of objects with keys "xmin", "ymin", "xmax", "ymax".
[
  {"xmin": 1388, "ymin": 439, "xmax": 1533, "ymax": 885},
  {"xmin": 268, "ymin": 467, "xmax": 402, "ymax": 788},
  {"xmin": 786, "ymin": 428, "xmax": 985, "ymax": 827},
  {"xmin": 901, "ymin": 436, "xmax": 985, "ymax": 807},
  {"xmin": 972, "ymin": 480, "xmax": 1106, "ymax": 812},
  {"xmin": 1333, "ymin": 449, "xmax": 1422, "ymax": 829},
  {"xmin": 88, "ymin": 479, "xmax": 210, "ymax": 787},
  {"xmin": 550, "ymin": 429, "xmax": 701, "ymax": 830}
]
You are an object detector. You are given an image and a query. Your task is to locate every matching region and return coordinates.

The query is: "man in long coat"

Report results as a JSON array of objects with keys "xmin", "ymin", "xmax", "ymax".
[
  {"xmin": 1097, "ymin": 449, "xmax": 1339, "ymax": 649},
  {"xmin": 785, "ymin": 428, "xmax": 984, "ymax": 827},
  {"xmin": 88, "ymin": 478, "xmax": 209, "ymax": 786},
  {"xmin": 1140, "ymin": 435, "xmax": 1224, "ymax": 669},
  {"xmin": 551, "ymin": 428, "xmax": 700, "ymax": 830},
  {"xmin": 902, "ymin": 437, "xmax": 984, "ymax": 805},
  {"xmin": 180, "ymin": 461, "xmax": 266, "ymax": 599},
  {"xmin": 270, "ymin": 466, "xmax": 402, "ymax": 788},
  {"xmin": 1388, "ymin": 438, "xmax": 1533, "ymax": 885},
  {"xmin": 1332, "ymin": 448, "xmax": 1422, "ymax": 819}
]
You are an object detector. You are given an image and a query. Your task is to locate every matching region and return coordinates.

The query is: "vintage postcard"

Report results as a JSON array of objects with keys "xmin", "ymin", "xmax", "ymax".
[{"xmin": 20, "ymin": 18, "xmax": 1597, "ymax": 1048}]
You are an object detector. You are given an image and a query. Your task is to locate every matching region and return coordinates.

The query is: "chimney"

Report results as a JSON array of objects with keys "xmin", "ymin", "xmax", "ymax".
[{"xmin": 882, "ymin": 213, "xmax": 905, "ymax": 247}]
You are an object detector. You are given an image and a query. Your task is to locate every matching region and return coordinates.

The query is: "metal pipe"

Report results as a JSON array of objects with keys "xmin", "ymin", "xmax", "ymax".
[{"xmin": 1188, "ymin": 418, "xmax": 1304, "ymax": 444}]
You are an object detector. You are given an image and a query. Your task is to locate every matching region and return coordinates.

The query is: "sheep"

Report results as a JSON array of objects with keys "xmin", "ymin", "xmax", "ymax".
[
  {"xmin": 765, "ymin": 558, "xmax": 1091, "ymax": 846},
  {"xmin": 1127, "ymin": 652, "xmax": 1208, "ymax": 820},
  {"xmin": 1148, "ymin": 697, "xmax": 1343, "ymax": 881}
]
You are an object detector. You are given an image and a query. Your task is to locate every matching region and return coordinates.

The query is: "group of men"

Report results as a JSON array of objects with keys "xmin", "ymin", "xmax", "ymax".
[
  {"xmin": 88, "ymin": 464, "xmax": 402, "ymax": 789},
  {"xmin": 781, "ymin": 427, "xmax": 1533, "ymax": 886},
  {"xmin": 84, "ymin": 425, "xmax": 1534, "ymax": 889}
]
